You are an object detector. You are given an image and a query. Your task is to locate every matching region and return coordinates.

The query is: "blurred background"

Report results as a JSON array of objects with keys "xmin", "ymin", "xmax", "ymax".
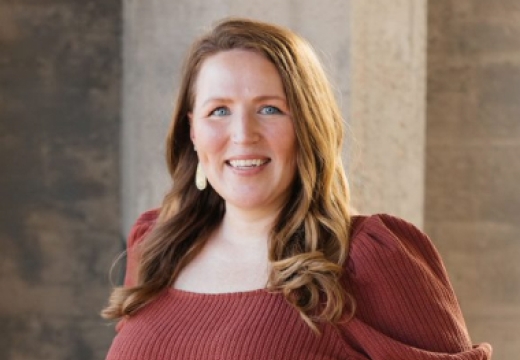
[{"xmin": 1, "ymin": 0, "xmax": 518, "ymax": 359}]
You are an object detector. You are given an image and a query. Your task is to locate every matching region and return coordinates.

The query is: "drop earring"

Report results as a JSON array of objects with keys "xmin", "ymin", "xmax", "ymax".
[{"xmin": 195, "ymin": 162, "xmax": 207, "ymax": 190}]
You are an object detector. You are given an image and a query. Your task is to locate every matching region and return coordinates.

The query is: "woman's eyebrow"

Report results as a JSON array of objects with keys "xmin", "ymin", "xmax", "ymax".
[
  {"xmin": 200, "ymin": 95, "xmax": 287, "ymax": 107},
  {"xmin": 200, "ymin": 97, "xmax": 232, "ymax": 107}
]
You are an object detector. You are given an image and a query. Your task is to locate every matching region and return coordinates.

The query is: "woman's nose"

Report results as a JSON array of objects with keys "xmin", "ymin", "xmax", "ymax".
[{"xmin": 231, "ymin": 110, "xmax": 260, "ymax": 144}]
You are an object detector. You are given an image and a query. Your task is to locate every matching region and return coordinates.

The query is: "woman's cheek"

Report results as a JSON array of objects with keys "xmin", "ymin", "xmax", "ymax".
[{"xmin": 195, "ymin": 124, "xmax": 227, "ymax": 162}]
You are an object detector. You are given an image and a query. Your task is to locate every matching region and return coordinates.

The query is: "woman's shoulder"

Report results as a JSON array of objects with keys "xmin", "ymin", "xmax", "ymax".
[
  {"xmin": 123, "ymin": 208, "xmax": 160, "ymax": 287},
  {"xmin": 343, "ymin": 214, "xmax": 488, "ymax": 356},
  {"xmin": 133, "ymin": 208, "xmax": 160, "ymax": 228},
  {"xmin": 349, "ymin": 213, "xmax": 426, "ymax": 245},
  {"xmin": 346, "ymin": 213, "xmax": 453, "ymax": 292},
  {"xmin": 136, "ymin": 208, "xmax": 161, "ymax": 223},
  {"xmin": 347, "ymin": 213, "xmax": 445, "ymax": 277},
  {"xmin": 127, "ymin": 208, "xmax": 160, "ymax": 248}
]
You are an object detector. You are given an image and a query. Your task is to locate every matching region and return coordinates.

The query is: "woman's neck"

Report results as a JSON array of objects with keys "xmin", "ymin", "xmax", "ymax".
[
  {"xmin": 215, "ymin": 205, "xmax": 279, "ymax": 248},
  {"xmin": 172, "ymin": 205, "xmax": 275, "ymax": 293}
]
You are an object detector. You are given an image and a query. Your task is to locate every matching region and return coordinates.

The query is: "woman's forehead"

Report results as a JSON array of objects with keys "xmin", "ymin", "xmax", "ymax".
[{"xmin": 192, "ymin": 50, "xmax": 286, "ymax": 107}]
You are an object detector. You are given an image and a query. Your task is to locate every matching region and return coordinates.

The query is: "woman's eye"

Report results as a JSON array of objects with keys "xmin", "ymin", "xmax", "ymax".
[
  {"xmin": 259, "ymin": 106, "xmax": 282, "ymax": 115},
  {"xmin": 210, "ymin": 107, "xmax": 230, "ymax": 116}
]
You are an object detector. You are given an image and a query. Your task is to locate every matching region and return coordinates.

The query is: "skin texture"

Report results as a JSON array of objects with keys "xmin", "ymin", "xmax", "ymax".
[{"xmin": 189, "ymin": 49, "xmax": 297, "ymax": 220}]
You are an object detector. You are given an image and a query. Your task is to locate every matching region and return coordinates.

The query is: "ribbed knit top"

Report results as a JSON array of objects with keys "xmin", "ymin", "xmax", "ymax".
[{"xmin": 106, "ymin": 210, "xmax": 492, "ymax": 360}]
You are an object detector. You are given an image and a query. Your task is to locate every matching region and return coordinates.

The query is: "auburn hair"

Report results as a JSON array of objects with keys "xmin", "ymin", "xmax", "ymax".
[{"xmin": 102, "ymin": 18, "xmax": 353, "ymax": 331}]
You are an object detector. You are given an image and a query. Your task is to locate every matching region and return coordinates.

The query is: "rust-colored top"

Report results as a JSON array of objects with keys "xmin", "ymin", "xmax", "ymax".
[{"xmin": 106, "ymin": 209, "xmax": 492, "ymax": 360}]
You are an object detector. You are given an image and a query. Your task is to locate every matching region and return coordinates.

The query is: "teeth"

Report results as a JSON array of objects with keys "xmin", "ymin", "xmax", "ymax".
[{"xmin": 229, "ymin": 159, "xmax": 267, "ymax": 168}]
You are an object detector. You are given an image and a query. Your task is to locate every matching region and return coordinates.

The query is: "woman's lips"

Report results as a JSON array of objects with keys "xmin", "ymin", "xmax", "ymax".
[{"xmin": 227, "ymin": 158, "xmax": 270, "ymax": 168}]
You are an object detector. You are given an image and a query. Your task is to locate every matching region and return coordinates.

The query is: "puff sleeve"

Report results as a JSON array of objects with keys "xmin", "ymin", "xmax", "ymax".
[
  {"xmin": 123, "ymin": 209, "xmax": 160, "ymax": 287},
  {"xmin": 341, "ymin": 214, "xmax": 492, "ymax": 359}
]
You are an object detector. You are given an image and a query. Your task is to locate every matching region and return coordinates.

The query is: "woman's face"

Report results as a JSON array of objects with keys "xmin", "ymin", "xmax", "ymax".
[{"xmin": 189, "ymin": 49, "xmax": 297, "ymax": 216}]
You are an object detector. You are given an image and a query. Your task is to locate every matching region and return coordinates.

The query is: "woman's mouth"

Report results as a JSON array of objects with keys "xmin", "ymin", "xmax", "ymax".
[{"xmin": 226, "ymin": 159, "xmax": 270, "ymax": 169}]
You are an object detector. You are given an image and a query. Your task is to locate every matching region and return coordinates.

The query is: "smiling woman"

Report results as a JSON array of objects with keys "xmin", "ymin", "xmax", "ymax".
[
  {"xmin": 101, "ymin": 18, "xmax": 492, "ymax": 360},
  {"xmin": 189, "ymin": 49, "xmax": 297, "ymax": 218}
]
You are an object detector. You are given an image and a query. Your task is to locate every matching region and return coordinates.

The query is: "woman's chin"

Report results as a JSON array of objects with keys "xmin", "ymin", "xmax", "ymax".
[{"xmin": 223, "ymin": 196, "xmax": 284, "ymax": 215}]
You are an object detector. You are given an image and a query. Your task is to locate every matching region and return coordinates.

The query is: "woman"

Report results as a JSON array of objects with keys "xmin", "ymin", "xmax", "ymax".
[{"xmin": 103, "ymin": 18, "xmax": 492, "ymax": 359}]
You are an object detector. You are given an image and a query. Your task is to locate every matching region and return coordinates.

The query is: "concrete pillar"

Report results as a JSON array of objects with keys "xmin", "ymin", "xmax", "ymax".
[
  {"xmin": 122, "ymin": 0, "xmax": 427, "ymax": 232},
  {"xmin": 349, "ymin": 0, "xmax": 427, "ymax": 227},
  {"xmin": 426, "ymin": 1, "xmax": 520, "ymax": 358},
  {"xmin": 0, "ymin": 1, "xmax": 121, "ymax": 359}
]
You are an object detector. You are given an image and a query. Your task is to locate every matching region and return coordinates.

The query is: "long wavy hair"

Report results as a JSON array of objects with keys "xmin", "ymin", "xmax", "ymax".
[{"xmin": 102, "ymin": 18, "xmax": 353, "ymax": 331}]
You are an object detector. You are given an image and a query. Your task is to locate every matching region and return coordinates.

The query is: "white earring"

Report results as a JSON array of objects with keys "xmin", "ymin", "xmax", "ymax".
[{"xmin": 195, "ymin": 162, "xmax": 207, "ymax": 190}]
